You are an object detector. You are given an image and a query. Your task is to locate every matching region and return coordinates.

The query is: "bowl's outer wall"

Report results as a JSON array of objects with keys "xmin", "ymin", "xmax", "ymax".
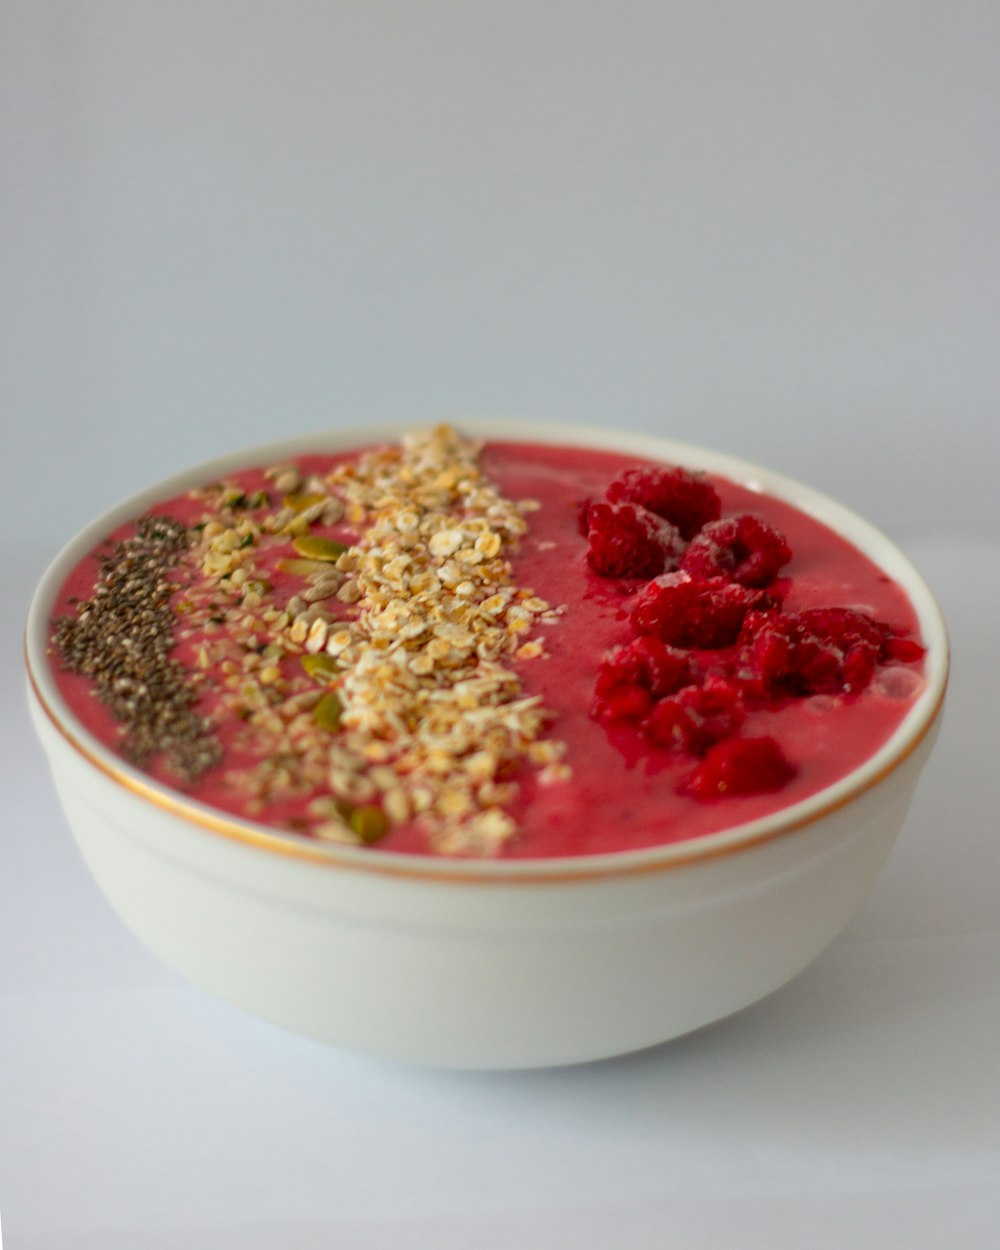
[{"xmin": 30, "ymin": 682, "xmax": 939, "ymax": 1067}]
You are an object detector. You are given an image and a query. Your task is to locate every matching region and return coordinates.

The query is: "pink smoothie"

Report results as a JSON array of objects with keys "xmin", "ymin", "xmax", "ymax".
[{"xmin": 49, "ymin": 440, "xmax": 925, "ymax": 858}]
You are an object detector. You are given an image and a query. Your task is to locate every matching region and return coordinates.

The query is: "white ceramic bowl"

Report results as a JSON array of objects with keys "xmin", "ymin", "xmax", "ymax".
[{"xmin": 26, "ymin": 421, "xmax": 948, "ymax": 1069}]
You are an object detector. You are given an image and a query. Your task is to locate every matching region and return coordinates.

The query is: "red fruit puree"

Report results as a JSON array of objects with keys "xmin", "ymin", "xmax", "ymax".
[{"xmin": 48, "ymin": 430, "xmax": 925, "ymax": 859}]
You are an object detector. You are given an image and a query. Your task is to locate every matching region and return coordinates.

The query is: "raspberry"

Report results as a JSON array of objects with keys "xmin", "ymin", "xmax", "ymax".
[
  {"xmin": 586, "ymin": 502, "xmax": 684, "ymax": 579},
  {"xmin": 592, "ymin": 682, "xmax": 654, "ymax": 722},
  {"xmin": 642, "ymin": 675, "xmax": 744, "ymax": 755},
  {"xmin": 841, "ymin": 643, "xmax": 878, "ymax": 693},
  {"xmin": 631, "ymin": 571, "xmax": 773, "ymax": 649},
  {"xmin": 680, "ymin": 515, "xmax": 792, "ymax": 588},
  {"xmin": 734, "ymin": 612, "xmax": 802, "ymax": 696},
  {"xmin": 734, "ymin": 607, "xmax": 890, "ymax": 697},
  {"xmin": 797, "ymin": 608, "xmax": 923, "ymax": 662},
  {"xmin": 626, "ymin": 636, "xmax": 696, "ymax": 696},
  {"xmin": 683, "ymin": 736, "xmax": 795, "ymax": 798},
  {"xmin": 803, "ymin": 638, "xmax": 874, "ymax": 694},
  {"xmin": 796, "ymin": 607, "xmax": 885, "ymax": 652},
  {"xmin": 883, "ymin": 635, "xmax": 925, "ymax": 664},
  {"xmin": 605, "ymin": 465, "xmax": 722, "ymax": 540},
  {"xmin": 593, "ymin": 637, "xmax": 693, "ymax": 721}
]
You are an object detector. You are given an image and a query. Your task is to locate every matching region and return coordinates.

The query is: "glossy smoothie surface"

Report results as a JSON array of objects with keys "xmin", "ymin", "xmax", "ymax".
[{"xmin": 50, "ymin": 440, "xmax": 925, "ymax": 858}]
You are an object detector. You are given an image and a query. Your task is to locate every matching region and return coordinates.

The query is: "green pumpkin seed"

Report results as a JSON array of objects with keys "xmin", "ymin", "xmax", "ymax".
[
  {"xmin": 283, "ymin": 491, "xmax": 327, "ymax": 513},
  {"xmin": 349, "ymin": 805, "xmax": 390, "ymax": 844},
  {"xmin": 276, "ymin": 557, "xmax": 336, "ymax": 577},
  {"xmin": 301, "ymin": 653, "xmax": 339, "ymax": 682},
  {"xmin": 313, "ymin": 691, "xmax": 344, "ymax": 731},
  {"xmin": 293, "ymin": 535, "xmax": 348, "ymax": 562}
]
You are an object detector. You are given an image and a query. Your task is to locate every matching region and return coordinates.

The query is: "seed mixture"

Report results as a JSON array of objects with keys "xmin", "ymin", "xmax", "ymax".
[{"xmin": 52, "ymin": 426, "xmax": 567, "ymax": 856}]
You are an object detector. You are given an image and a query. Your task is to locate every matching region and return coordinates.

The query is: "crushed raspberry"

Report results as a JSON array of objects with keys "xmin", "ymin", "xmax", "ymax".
[
  {"xmin": 680, "ymin": 514, "xmax": 792, "ymax": 588},
  {"xmin": 586, "ymin": 502, "xmax": 684, "ymax": 578},
  {"xmin": 683, "ymin": 736, "xmax": 796, "ymax": 798},
  {"xmin": 576, "ymin": 497, "xmax": 593, "ymax": 536},
  {"xmin": 631, "ymin": 571, "xmax": 773, "ymax": 648},
  {"xmin": 605, "ymin": 465, "xmax": 722, "ymax": 540},
  {"xmin": 592, "ymin": 637, "xmax": 693, "ymax": 721},
  {"xmin": 642, "ymin": 675, "xmax": 745, "ymax": 755}
]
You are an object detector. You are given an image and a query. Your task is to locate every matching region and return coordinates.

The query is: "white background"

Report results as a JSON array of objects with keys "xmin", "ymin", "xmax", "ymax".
[{"xmin": 2, "ymin": 3, "xmax": 998, "ymax": 1246}]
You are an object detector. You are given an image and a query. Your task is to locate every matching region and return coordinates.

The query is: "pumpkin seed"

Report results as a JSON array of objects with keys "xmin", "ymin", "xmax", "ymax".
[
  {"xmin": 293, "ymin": 535, "xmax": 348, "ymax": 562},
  {"xmin": 277, "ymin": 557, "xmax": 336, "ymax": 577},
  {"xmin": 349, "ymin": 805, "xmax": 390, "ymax": 844},
  {"xmin": 283, "ymin": 492, "xmax": 327, "ymax": 513},
  {"xmin": 301, "ymin": 653, "xmax": 339, "ymax": 682},
  {"xmin": 313, "ymin": 690, "xmax": 344, "ymax": 731}
]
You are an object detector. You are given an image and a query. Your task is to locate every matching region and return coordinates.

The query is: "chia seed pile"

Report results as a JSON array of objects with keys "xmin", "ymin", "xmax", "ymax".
[{"xmin": 50, "ymin": 515, "xmax": 222, "ymax": 783}]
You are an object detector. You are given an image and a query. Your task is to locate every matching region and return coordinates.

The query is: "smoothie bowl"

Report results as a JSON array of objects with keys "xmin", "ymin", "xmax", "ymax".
[{"xmin": 25, "ymin": 420, "xmax": 948, "ymax": 1068}]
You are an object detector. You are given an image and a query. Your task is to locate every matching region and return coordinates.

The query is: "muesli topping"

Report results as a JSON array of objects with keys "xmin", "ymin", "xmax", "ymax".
[{"xmin": 51, "ymin": 426, "xmax": 566, "ymax": 856}]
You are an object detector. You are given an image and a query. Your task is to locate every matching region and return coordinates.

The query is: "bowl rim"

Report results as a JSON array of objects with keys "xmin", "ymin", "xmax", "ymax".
[{"xmin": 25, "ymin": 417, "xmax": 949, "ymax": 884}]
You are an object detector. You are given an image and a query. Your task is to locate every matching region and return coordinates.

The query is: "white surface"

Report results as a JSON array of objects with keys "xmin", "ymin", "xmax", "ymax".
[
  {"xmin": 3, "ymin": 0, "xmax": 999, "ymax": 1243},
  {"xmin": 4, "ymin": 537, "xmax": 999, "ymax": 1245}
]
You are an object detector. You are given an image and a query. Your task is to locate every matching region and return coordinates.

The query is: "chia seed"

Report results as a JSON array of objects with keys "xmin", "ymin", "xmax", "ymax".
[{"xmin": 51, "ymin": 515, "xmax": 222, "ymax": 783}]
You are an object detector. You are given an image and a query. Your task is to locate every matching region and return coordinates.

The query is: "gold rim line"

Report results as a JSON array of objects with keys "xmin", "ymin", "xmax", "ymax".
[{"xmin": 26, "ymin": 638, "xmax": 949, "ymax": 886}]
